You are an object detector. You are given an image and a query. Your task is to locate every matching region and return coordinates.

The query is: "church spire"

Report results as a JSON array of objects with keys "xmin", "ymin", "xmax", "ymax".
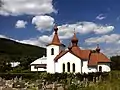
[
  {"xmin": 71, "ymin": 30, "xmax": 78, "ymax": 46},
  {"xmin": 50, "ymin": 25, "xmax": 61, "ymax": 45},
  {"xmin": 96, "ymin": 44, "xmax": 100, "ymax": 53}
]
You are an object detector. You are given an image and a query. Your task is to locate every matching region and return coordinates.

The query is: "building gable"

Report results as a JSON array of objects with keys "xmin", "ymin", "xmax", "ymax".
[{"xmin": 56, "ymin": 52, "xmax": 81, "ymax": 63}]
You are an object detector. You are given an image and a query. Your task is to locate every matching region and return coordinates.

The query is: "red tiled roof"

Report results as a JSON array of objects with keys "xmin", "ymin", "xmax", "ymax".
[
  {"xmin": 47, "ymin": 25, "xmax": 63, "ymax": 46},
  {"xmin": 54, "ymin": 46, "xmax": 91, "ymax": 62},
  {"xmin": 81, "ymin": 50, "xmax": 91, "ymax": 60},
  {"xmin": 88, "ymin": 52, "xmax": 111, "ymax": 66},
  {"xmin": 70, "ymin": 46, "xmax": 90, "ymax": 60}
]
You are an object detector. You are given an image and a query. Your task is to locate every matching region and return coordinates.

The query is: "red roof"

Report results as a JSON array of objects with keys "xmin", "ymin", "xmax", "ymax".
[
  {"xmin": 54, "ymin": 45, "xmax": 91, "ymax": 62},
  {"xmin": 88, "ymin": 52, "xmax": 111, "ymax": 66},
  {"xmin": 47, "ymin": 25, "xmax": 63, "ymax": 46}
]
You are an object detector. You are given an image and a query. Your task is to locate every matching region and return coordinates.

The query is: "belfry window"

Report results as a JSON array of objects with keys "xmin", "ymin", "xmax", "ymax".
[
  {"xmin": 51, "ymin": 48, "xmax": 54, "ymax": 55},
  {"xmin": 67, "ymin": 62, "xmax": 70, "ymax": 72},
  {"xmin": 63, "ymin": 63, "xmax": 65, "ymax": 72},
  {"xmin": 73, "ymin": 63, "xmax": 75, "ymax": 72}
]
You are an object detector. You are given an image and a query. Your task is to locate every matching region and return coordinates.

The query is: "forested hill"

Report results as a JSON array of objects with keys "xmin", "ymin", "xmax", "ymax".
[{"xmin": 0, "ymin": 38, "xmax": 46, "ymax": 63}]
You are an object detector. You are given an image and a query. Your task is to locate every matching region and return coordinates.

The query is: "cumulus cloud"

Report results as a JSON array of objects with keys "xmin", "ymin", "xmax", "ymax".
[
  {"xmin": 32, "ymin": 15, "xmax": 54, "ymax": 31},
  {"xmin": 96, "ymin": 14, "xmax": 106, "ymax": 20},
  {"xmin": 20, "ymin": 35, "xmax": 53, "ymax": 47},
  {"xmin": 85, "ymin": 34, "xmax": 120, "ymax": 45},
  {"xmin": 15, "ymin": 20, "xmax": 27, "ymax": 28},
  {"xmin": 102, "ymin": 46, "xmax": 120, "ymax": 57},
  {"xmin": 0, "ymin": 34, "xmax": 8, "ymax": 39},
  {"xmin": 0, "ymin": 0, "xmax": 55, "ymax": 16},
  {"xmin": 56, "ymin": 22, "xmax": 114, "ymax": 39},
  {"xmin": 0, "ymin": 34, "xmax": 52, "ymax": 47}
]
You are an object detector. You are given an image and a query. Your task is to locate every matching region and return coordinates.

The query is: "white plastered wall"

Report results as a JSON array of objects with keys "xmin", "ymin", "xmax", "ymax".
[
  {"xmin": 88, "ymin": 67, "xmax": 97, "ymax": 73},
  {"xmin": 46, "ymin": 45, "xmax": 65, "ymax": 73},
  {"xmin": 97, "ymin": 63, "xmax": 111, "ymax": 72},
  {"xmin": 55, "ymin": 52, "xmax": 82, "ymax": 73},
  {"xmin": 31, "ymin": 66, "xmax": 46, "ymax": 71},
  {"xmin": 82, "ymin": 61, "xmax": 89, "ymax": 73}
]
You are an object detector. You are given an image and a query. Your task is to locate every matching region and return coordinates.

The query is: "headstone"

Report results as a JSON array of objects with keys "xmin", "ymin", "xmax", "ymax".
[
  {"xmin": 14, "ymin": 76, "xmax": 18, "ymax": 83},
  {"xmin": 19, "ymin": 76, "xmax": 22, "ymax": 82},
  {"xmin": 12, "ymin": 82, "xmax": 25, "ymax": 88},
  {"xmin": 2, "ymin": 86, "xmax": 13, "ymax": 90},
  {"xmin": 52, "ymin": 82, "xmax": 57, "ymax": 90},
  {"xmin": 0, "ymin": 77, "xmax": 5, "ymax": 86}
]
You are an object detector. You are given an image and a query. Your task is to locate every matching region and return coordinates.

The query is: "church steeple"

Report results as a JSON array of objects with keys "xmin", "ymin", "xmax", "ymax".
[
  {"xmin": 96, "ymin": 44, "xmax": 100, "ymax": 53},
  {"xmin": 71, "ymin": 31, "xmax": 78, "ymax": 46},
  {"xmin": 49, "ymin": 25, "xmax": 61, "ymax": 46}
]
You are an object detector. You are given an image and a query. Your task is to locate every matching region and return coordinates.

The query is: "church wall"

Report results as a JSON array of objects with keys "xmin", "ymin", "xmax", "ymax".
[
  {"xmin": 88, "ymin": 67, "xmax": 97, "ymax": 73},
  {"xmin": 82, "ymin": 61, "xmax": 89, "ymax": 73},
  {"xmin": 97, "ymin": 63, "xmax": 111, "ymax": 72},
  {"xmin": 31, "ymin": 66, "xmax": 46, "ymax": 71},
  {"xmin": 56, "ymin": 52, "xmax": 82, "ymax": 73},
  {"xmin": 47, "ymin": 45, "xmax": 63, "ymax": 73}
]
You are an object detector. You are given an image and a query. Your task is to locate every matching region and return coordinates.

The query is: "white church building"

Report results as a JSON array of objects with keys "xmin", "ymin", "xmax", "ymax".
[{"xmin": 30, "ymin": 25, "xmax": 111, "ymax": 74}]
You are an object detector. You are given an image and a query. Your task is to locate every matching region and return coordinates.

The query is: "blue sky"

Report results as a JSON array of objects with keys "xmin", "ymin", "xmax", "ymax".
[{"xmin": 0, "ymin": 0, "xmax": 120, "ymax": 57}]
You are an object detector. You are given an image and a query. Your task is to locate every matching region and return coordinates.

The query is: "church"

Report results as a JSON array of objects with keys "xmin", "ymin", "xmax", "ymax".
[{"xmin": 30, "ymin": 25, "xmax": 111, "ymax": 74}]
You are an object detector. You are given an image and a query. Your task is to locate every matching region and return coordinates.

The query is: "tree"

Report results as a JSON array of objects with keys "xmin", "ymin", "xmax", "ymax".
[{"xmin": 111, "ymin": 56, "xmax": 120, "ymax": 70}]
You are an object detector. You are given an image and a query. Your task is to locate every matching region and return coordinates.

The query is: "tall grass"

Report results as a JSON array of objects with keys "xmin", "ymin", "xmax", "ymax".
[{"xmin": 81, "ymin": 71, "xmax": 120, "ymax": 90}]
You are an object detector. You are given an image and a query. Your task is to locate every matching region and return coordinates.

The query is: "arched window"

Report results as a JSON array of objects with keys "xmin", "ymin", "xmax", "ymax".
[
  {"xmin": 67, "ymin": 62, "xmax": 70, "ymax": 72},
  {"xmin": 51, "ymin": 48, "xmax": 54, "ymax": 55},
  {"xmin": 73, "ymin": 63, "xmax": 75, "ymax": 72},
  {"xmin": 99, "ymin": 66, "xmax": 102, "ymax": 72},
  {"xmin": 62, "ymin": 63, "xmax": 65, "ymax": 72}
]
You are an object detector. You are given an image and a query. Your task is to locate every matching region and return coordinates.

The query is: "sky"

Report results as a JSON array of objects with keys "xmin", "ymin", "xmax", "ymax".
[{"xmin": 0, "ymin": 0, "xmax": 120, "ymax": 57}]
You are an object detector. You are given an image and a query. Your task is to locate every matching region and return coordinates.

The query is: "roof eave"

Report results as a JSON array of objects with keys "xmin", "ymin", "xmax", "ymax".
[{"xmin": 46, "ymin": 43, "xmax": 66, "ymax": 47}]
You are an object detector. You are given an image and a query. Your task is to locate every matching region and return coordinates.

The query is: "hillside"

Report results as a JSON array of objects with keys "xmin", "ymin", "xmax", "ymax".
[
  {"xmin": 0, "ymin": 38, "xmax": 46, "ymax": 56},
  {"xmin": 0, "ymin": 38, "xmax": 46, "ymax": 70}
]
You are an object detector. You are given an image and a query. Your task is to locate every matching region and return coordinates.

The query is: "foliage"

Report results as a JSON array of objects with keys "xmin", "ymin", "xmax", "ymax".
[
  {"xmin": 0, "ymin": 38, "xmax": 46, "ymax": 72},
  {"xmin": 110, "ymin": 55, "xmax": 120, "ymax": 70}
]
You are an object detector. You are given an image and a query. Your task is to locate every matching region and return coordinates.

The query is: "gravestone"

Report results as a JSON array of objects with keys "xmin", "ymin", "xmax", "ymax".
[
  {"xmin": 12, "ymin": 82, "xmax": 25, "ymax": 88},
  {"xmin": 2, "ymin": 85, "xmax": 13, "ymax": 90},
  {"xmin": 0, "ymin": 77, "xmax": 5, "ymax": 86}
]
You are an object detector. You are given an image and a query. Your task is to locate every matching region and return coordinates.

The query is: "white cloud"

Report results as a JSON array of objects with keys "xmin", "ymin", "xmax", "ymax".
[
  {"xmin": 32, "ymin": 15, "xmax": 54, "ymax": 31},
  {"xmin": 116, "ymin": 16, "xmax": 120, "ymax": 21},
  {"xmin": 0, "ymin": 34, "xmax": 8, "ymax": 39},
  {"xmin": 102, "ymin": 46, "xmax": 120, "ymax": 57},
  {"xmin": 15, "ymin": 20, "xmax": 27, "ymax": 28},
  {"xmin": 96, "ymin": 14, "xmax": 106, "ymax": 20},
  {"xmin": 57, "ymin": 22, "xmax": 114, "ymax": 39},
  {"xmin": 0, "ymin": 34, "xmax": 52, "ymax": 47},
  {"xmin": 85, "ymin": 34, "xmax": 120, "ymax": 45},
  {"xmin": 20, "ymin": 35, "xmax": 53, "ymax": 47},
  {"xmin": 0, "ymin": 0, "xmax": 55, "ymax": 16}
]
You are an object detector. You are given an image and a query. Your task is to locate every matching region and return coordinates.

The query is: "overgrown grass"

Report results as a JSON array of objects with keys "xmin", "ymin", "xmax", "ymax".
[{"xmin": 78, "ymin": 71, "xmax": 120, "ymax": 90}]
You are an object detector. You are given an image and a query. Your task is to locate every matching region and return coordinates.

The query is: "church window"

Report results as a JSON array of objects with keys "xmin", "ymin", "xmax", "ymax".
[
  {"xmin": 63, "ymin": 63, "xmax": 65, "ymax": 72},
  {"xmin": 51, "ymin": 48, "xmax": 54, "ymax": 55},
  {"xmin": 73, "ymin": 63, "xmax": 75, "ymax": 72},
  {"xmin": 67, "ymin": 62, "xmax": 70, "ymax": 72},
  {"xmin": 99, "ymin": 66, "xmax": 102, "ymax": 72}
]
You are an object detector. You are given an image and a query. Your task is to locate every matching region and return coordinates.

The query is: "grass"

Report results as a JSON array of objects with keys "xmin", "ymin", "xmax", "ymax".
[{"xmin": 77, "ymin": 71, "xmax": 120, "ymax": 90}]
